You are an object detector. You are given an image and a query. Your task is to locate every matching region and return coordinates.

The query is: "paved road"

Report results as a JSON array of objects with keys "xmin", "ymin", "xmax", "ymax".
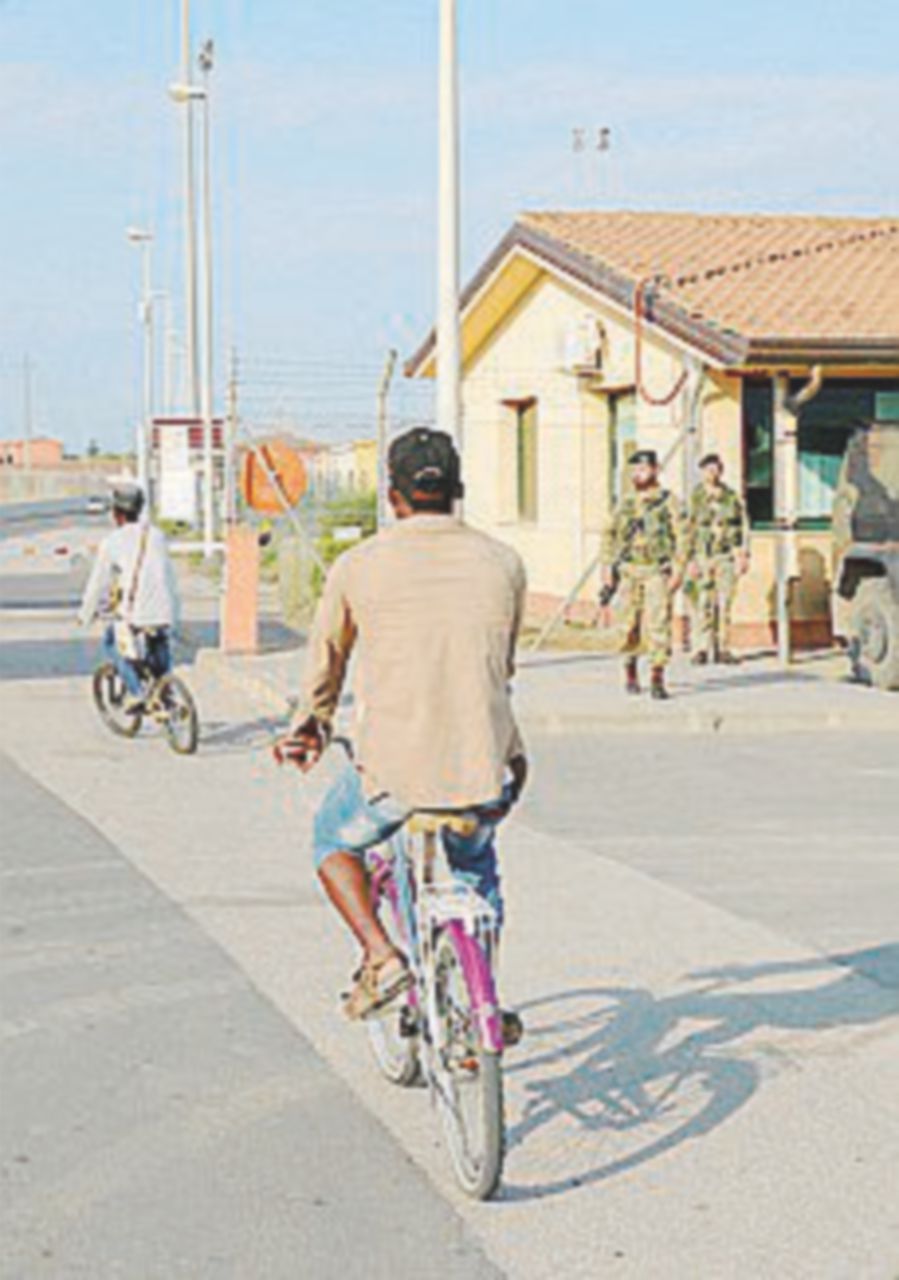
[
  {"xmin": 0, "ymin": 499, "xmax": 95, "ymax": 541},
  {"xmin": 2, "ymin": 567, "xmax": 897, "ymax": 1278},
  {"xmin": 520, "ymin": 730, "xmax": 899, "ymax": 966},
  {"xmin": 0, "ymin": 751, "xmax": 499, "ymax": 1280},
  {"xmin": 0, "ymin": 507, "xmax": 98, "ymax": 608}
]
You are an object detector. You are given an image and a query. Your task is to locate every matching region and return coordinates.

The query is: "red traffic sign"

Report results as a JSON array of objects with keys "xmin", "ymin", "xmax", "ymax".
[{"xmin": 240, "ymin": 439, "xmax": 308, "ymax": 514}]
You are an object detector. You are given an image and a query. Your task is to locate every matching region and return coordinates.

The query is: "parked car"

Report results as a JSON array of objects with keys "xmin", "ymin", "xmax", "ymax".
[
  {"xmin": 85, "ymin": 494, "xmax": 110, "ymax": 516},
  {"xmin": 831, "ymin": 419, "xmax": 899, "ymax": 690}
]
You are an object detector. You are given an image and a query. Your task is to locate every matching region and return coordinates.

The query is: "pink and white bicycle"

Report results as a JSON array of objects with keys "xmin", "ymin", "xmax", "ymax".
[{"xmin": 365, "ymin": 809, "xmax": 506, "ymax": 1199}]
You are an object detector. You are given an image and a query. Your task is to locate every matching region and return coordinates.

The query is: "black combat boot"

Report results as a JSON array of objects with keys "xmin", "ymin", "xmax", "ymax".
[
  {"xmin": 624, "ymin": 658, "xmax": 640, "ymax": 695},
  {"xmin": 691, "ymin": 651, "xmax": 708, "ymax": 666},
  {"xmin": 650, "ymin": 666, "xmax": 670, "ymax": 700}
]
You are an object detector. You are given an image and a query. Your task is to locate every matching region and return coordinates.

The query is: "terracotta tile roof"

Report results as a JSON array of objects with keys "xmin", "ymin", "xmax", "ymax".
[{"xmin": 520, "ymin": 211, "xmax": 899, "ymax": 352}]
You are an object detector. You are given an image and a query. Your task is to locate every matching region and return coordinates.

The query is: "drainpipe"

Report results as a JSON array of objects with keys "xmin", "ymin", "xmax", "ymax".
[
  {"xmin": 681, "ymin": 356, "xmax": 705, "ymax": 505},
  {"xmin": 773, "ymin": 365, "xmax": 823, "ymax": 664},
  {"xmin": 680, "ymin": 357, "xmax": 705, "ymax": 652}
]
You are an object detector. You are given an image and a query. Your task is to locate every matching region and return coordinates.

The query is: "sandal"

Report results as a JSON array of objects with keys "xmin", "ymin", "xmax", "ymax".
[{"xmin": 341, "ymin": 953, "xmax": 413, "ymax": 1022}]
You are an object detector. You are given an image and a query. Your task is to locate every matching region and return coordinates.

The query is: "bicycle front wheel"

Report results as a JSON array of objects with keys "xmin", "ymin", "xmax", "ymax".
[
  {"xmin": 92, "ymin": 663, "xmax": 142, "ymax": 738},
  {"xmin": 157, "ymin": 674, "xmax": 199, "ymax": 755},
  {"xmin": 432, "ymin": 928, "xmax": 504, "ymax": 1199}
]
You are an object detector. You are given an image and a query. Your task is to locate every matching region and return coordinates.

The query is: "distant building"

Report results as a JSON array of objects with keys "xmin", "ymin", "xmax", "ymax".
[
  {"xmin": 312, "ymin": 439, "xmax": 378, "ymax": 499},
  {"xmin": 407, "ymin": 210, "xmax": 899, "ymax": 649},
  {"xmin": 0, "ymin": 436, "xmax": 64, "ymax": 469}
]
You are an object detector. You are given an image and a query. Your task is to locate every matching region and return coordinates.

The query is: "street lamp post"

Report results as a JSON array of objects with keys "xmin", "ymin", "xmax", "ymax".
[
  {"xmin": 126, "ymin": 226, "xmax": 154, "ymax": 498},
  {"xmin": 177, "ymin": 0, "xmax": 201, "ymax": 419},
  {"xmin": 437, "ymin": 0, "xmax": 462, "ymax": 452},
  {"xmin": 170, "ymin": 42, "xmax": 215, "ymax": 559}
]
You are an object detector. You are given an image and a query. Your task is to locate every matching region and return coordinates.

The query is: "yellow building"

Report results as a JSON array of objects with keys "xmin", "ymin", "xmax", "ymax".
[
  {"xmin": 407, "ymin": 211, "xmax": 899, "ymax": 649},
  {"xmin": 352, "ymin": 439, "xmax": 378, "ymax": 494}
]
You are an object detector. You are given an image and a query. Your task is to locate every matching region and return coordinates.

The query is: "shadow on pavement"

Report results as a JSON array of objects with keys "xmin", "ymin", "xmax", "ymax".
[
  {"xmin": 500, "ymin": 943, "xmax": 899, "ymax": 1202},
  {"xmin": 199, "ymin": 714, "xmax": 288, "ymax": 756},
  {"xmin": 0, "ymin": 618, "xmax": 300, "ymax": 684},
  {"xmin": 671, "ymin": 669, "xmax": 821, "ymax": 697}
]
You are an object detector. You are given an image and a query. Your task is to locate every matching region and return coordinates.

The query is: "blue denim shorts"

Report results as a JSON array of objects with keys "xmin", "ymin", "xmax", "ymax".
[{"xmin": 312, "ymin": 762, "xmax": 511, "ymax": 925}]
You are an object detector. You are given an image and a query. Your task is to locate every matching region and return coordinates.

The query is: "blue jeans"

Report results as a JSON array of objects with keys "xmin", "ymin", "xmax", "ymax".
[
  {"xmin": 102, "ymin": 625, "xmax": 172, "ymax": 698},
  {"xmin": 312, "ymin": 762, "xmax": 511, "ymax": 927}
]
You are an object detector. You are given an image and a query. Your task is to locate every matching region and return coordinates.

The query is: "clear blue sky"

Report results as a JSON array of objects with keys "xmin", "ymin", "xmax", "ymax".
[{"xmin": 1, "ymin": 0, "xmax": 896, "ymax": 453}]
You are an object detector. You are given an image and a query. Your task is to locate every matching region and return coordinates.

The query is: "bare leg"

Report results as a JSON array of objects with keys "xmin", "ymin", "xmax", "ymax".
[{"xmin": 318, "ymin": 851, "xmax": 395, "ymax": 965}]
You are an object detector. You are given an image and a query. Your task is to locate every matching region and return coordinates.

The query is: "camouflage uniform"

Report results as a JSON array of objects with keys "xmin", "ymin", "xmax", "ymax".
[
  {"xmin": 686, "ymin": 482, "xmax": 748, "ymax": 657},
  {"xmin": 602, "ymin": 486, "xmax": 687, "ymax": 668}
]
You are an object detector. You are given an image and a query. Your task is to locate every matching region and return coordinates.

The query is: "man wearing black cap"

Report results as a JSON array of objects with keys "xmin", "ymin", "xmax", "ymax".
[
  {"xmin": 276, "ymin": 428, "xmax": 528, "ymax": 1029},
  {"xmin": 685, "ymin": 453, "xmax": 749, "ymax": 664},
  {"xmin": 601, "ymin": 449, "xmax": 687, "ymax": 699}
]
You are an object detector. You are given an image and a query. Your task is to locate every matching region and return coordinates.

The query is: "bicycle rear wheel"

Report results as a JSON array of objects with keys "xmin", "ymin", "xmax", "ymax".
[
  {"xmin": 92, "ymin": 663, "xmax": 142, "ymax": 738},
  {"xmin": 432, "ymin": 927, "xmax": 504, "ymax": 1199},
  {"xmin": 366, "ymin": 863, "xmax": 421, "ymax": 1087},
  {"xmin": 157, "ymin": 674, "xmax": 199, "ymax": 755}
]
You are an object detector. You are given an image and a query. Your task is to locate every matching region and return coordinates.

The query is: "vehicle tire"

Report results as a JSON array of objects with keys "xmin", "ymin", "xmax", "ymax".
[
  {"xmin": 849, "ymin": 580, "xmax": 899, "ymax": 691},
  {"xmin": 92, "ymin": 663, "xmax": 142, "ymax": 737},
  {"xmin": 157, "ymin": 674, "xmax": 199, "ymax": 754},
  {"xmin": 432, "ymin": 929, "xmax": 504, "ymax": 1200},
  {"xmin": 366, "ymin": 866, "xmax": 421, "ymax": 1087}
]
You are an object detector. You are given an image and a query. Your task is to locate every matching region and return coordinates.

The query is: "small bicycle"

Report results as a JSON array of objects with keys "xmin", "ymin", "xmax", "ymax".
[
  {"xmin": 92, "ymin": 632, "xmax": 199, "ymax": 756},
  {"xmin": 365, "ymin": 805, "xmax": 506, "ymax": 1200}
]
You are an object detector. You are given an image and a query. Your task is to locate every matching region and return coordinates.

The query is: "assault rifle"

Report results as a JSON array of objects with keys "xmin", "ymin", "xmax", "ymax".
[{"xmin": 597, "ymin": 492, "xmax": 673, "ymax": 610}]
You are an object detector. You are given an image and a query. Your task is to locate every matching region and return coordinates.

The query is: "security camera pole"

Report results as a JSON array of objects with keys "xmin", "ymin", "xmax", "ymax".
[{"xmin": 437, "ymin": 0, "xmax": 462, "ymax": 452}]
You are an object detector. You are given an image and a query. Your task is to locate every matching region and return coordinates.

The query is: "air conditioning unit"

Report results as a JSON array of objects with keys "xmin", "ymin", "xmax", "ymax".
[{"xmin": 563, "ymin": 315, "xmax": 606, "ymax": 376}]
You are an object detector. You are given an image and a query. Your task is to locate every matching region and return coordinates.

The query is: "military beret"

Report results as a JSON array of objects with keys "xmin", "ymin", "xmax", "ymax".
[
  {"xmin": 699, "ymin": 452, "xmax": 723, "ymax": 469},
  {"xmin": 629, "ymin": 449, "xmax": 658, "ymax": 466}
]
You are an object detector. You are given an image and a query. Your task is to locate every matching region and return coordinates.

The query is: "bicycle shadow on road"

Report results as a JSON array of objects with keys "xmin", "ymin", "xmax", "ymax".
[{"xmin": 499, "ymin": 943, "xmax": 899, "ymax": 1202}]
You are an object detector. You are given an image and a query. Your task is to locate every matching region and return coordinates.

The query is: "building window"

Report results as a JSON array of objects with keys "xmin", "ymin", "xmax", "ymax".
[
  {"xmin": 515, "ymin": 400, "xmax": 538, "ymax": 522},
  {"xmin": 743, "ymin": 380, "xmax": 774, "ymax": 526},
  {"xmin": 610, "ymin": 391, "xmax": 637, "ymax": 499},
  {"xmin": 798, "ymin": 381, "xmax": 899, "ymax": 525},
  {"xmin": 742, "ymin": 378, "xmax": 899, "ymax": 528}
]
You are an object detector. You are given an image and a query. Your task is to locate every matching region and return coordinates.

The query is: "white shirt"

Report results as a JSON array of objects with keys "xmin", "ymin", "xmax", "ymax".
[{"xmin": 79, "ymin": 521, "xmax": 180, "ymax": 629}]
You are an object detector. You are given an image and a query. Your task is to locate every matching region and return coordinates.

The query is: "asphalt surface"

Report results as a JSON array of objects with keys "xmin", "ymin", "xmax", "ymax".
[
  {"xmin": 520, "ymin": 731, "xmax": 899, "ymax": 969},
  {"xmin": 3, "ymin": 512, "xmax": 897, "ymax": 1278},
  {"xmin": 0, "ymin": 505, "xmax": 97, "ymax": 608},
  {"xmin": 0, "ymin": 752, "xmax": 500, "ymax": 1280}
]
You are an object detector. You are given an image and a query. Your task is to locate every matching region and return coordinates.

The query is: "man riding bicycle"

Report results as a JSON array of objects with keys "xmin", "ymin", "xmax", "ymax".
[
  {"xmin": 277, "ymin": 428, "xmax": 528, "ymax": 1031},
  {"xmin": 78, "ymin": 484, "xmax": 180, "ymax": 712}
]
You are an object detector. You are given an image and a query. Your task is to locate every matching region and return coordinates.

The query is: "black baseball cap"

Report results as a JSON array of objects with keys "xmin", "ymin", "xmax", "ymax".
[
  {"xmin": 388, "ymin": 427, "xmax": 464, "ymax": 505},
  {"xmin": 699, "ymin": 452, "xmax": 723, "ymax": 469},
  {"xmin": 629, "ymin": 448, "xmax": 659, "ymax": 467}
]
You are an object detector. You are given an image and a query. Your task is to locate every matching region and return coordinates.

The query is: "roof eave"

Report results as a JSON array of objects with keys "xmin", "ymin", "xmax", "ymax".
[
  {"xmin": 404, "ymin": 220, "xmax": 750, "ymax": 377},
  {"xmin": 743, "ymin": 338, "xmax": 899, "ymax": 367}
]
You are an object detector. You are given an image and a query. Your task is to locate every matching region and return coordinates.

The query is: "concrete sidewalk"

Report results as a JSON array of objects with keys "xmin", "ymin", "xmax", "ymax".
[{"xmin": 195, "ymin": 639, "xmax": 899, "ymax": 736}]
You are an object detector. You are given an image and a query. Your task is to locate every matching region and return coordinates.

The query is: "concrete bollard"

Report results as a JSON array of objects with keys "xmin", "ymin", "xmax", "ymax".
[{"xmin": 220, "ymin": 524, "xmax": 259, "ymax": 654}]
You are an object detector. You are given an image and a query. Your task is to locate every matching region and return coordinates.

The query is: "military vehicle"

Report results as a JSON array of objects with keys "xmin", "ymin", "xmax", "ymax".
[{"xmin": 831, "ymin": 420, "xmax": 899, "ymax": 690}]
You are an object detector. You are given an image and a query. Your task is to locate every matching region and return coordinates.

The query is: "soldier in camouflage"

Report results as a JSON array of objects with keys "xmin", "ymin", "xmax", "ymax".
[
  {"xmin": 685, "ymin": 453, "xmax": 749, "ymax": 665},
  {"xmin": 601, "ymin": 449, "xmax": 687, "ymax": 700}
]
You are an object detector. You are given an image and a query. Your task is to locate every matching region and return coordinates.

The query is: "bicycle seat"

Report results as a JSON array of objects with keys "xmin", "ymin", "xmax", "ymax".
[{"xmin": 406, "ymin": 812, "xmax": 480, "ymax": 838}]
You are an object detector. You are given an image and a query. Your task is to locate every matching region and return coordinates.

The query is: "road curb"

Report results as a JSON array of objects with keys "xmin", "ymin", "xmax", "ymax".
[
  {"xmin": 194, "ymin": 648, "xmax": 296, "ymax": 717},
  {"xmin": 521, "ymin": 706, "xmax": 899, "ymax": 735},
  {"xmin": 195, "ymin": 648, "xmax": 899, "ymax": 736}
]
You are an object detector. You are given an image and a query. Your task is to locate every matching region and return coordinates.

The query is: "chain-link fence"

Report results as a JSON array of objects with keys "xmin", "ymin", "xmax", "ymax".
[{"xmin": 231, "ymin": 352, "xmax": 436, "ymax": 632}]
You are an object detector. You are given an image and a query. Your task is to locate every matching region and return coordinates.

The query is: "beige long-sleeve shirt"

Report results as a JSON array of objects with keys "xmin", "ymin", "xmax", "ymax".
[{"xmin": 301, "ymin": 514, "xmax": 527, "ymax": 810}]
